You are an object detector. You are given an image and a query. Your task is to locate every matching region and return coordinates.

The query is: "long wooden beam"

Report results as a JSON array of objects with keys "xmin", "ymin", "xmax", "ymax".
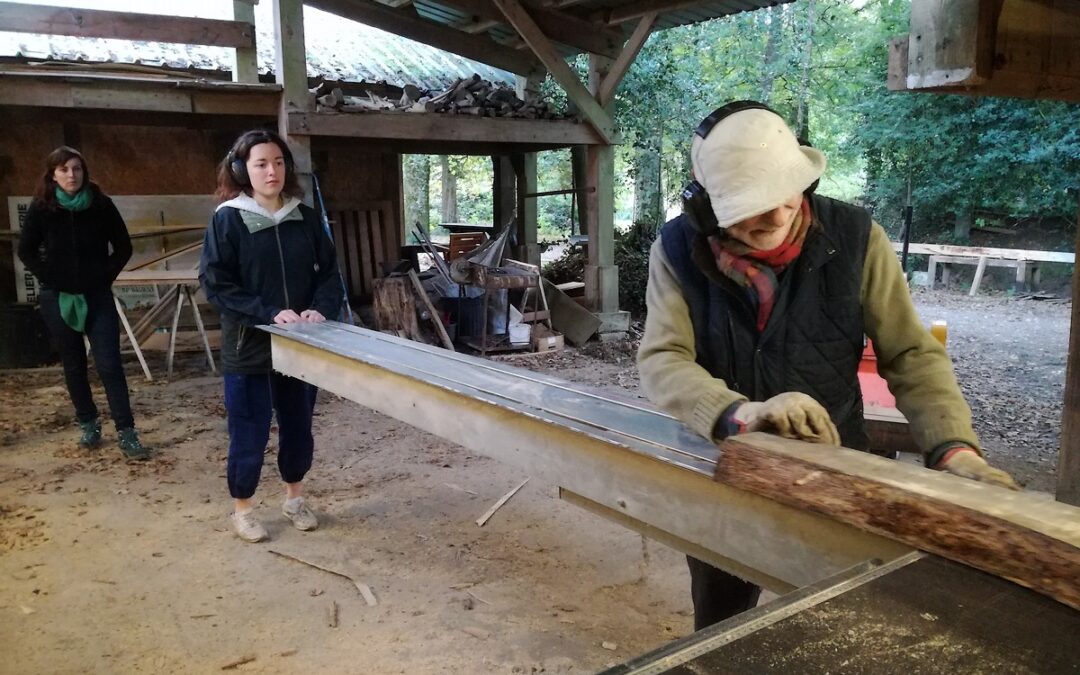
[
  {"xmin": 0, "ymin": 73, "xmax": 280, "ymax": 116},
  {"xmin": 597, "ymin": 12, "xmax": 657, "ymax": 107},
  {"xmin": 265, "ymin": 322, "xmax": 912, "ymax": 592},
  {"xmin": 304, "ymin": 0, "xmax": 543, "ymax": 77},
  {"xmin": 719, "ymin": 433, "xmax": 1080, "ymax": 611},
  {"xmin": 436, "ymin": 0, "xmax": 622, "ymax": 58},
  {"xmin": 889, "ymin": 241, "xmax": 1075, "ymax": 263},
  {"xmin": 491, "ymin": 0, "xmax": 616, "ymax": 143},
  {"xmin": 0, "ymin": 2, "xmax": 255, "ymax": 49},
  {"xmin": 287, "ymin": 110, "xmax": 606, "ymax": 145}
]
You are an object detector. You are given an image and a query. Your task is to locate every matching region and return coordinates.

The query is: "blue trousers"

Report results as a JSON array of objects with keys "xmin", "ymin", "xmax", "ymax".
[
  {"xmin": 224, "ymin": 372, "xmax": 317, "ymax": 499},
  {"xmin": 38, "ymin": 288, "xmax": 135, "ymax": 430}
]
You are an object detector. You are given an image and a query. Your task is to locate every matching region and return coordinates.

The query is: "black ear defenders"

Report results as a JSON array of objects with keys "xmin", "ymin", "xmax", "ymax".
[
  {"xmin": 226, "ymin": 131, "xmax": 295, "ymax": 188},
  {"xmin": 681, "ymin": 100, "xmax": 817, "ymax": 237}
]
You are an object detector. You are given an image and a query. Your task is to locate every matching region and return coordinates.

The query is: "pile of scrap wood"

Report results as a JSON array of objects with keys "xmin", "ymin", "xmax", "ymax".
[{"xmin": 314, "ymin": 74, "xmax": 567, "ymax": 119}]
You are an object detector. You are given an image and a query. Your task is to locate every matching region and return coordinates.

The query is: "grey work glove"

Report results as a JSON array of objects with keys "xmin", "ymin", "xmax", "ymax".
[
  {"xmin": 936, "ymin": 447, "xmax": 1020, "ymax": 490},
  {"xmin": 732, "ymin": 392, "xmax": 841, "ymax": 446}
]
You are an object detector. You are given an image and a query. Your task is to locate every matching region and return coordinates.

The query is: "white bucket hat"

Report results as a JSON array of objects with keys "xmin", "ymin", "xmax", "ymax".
[{"xmin": 690, "ymin": 108, "xmax": 826, "ymax": 230}]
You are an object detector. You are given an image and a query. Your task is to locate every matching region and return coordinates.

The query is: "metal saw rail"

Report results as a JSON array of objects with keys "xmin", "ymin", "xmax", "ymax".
[{"xmin": 263, "ymin": 322, "xmax": 912, "ymax": 592}]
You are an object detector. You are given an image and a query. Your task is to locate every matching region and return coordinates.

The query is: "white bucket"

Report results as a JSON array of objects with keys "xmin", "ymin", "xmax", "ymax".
[{"xmin": 509, "ymin": 323, "xmax": 532, "ymax": 346}]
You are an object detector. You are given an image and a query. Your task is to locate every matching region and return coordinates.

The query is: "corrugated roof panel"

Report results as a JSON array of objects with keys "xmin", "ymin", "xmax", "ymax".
[
  {"xmin": 0, "ymin": 3, "xmax": 516, "ymax": 90},
  {"xmin": 0, "ymin": 0, "xmax": 789, "ymax": 86}
]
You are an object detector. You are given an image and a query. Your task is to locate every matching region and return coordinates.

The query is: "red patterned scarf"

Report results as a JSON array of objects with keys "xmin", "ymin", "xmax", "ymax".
[{"xmin": 708, "ymin": 198, "xmax": 811, "ymax": 332}]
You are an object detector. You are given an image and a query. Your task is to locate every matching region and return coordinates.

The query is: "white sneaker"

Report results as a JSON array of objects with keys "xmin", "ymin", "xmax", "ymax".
[
  {"xmin": 282, "ymin": 498, "xmax": 318, "ymax": 531},
  {"xmin": 231, "ymin": 510, "xmax": 268, "ymax": 543}
]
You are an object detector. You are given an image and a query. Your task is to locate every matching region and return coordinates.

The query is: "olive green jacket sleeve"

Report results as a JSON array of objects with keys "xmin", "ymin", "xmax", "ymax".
[
  {"xmin": 637, "ymin": 224, "xmax": 980, "ymax": 456},
  {"xmin": 637, "ymin": 238, "xmax": 747, "ymax": 440},
  {"xmin": 861, "ymin": 222, "xmax": 980, "ymax": 455}
]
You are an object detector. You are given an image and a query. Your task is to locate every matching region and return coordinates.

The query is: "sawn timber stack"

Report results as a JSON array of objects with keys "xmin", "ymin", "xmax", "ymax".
[{"xmin": 262, "ymin": 322, "xmax": 1080, "ymax": 612}]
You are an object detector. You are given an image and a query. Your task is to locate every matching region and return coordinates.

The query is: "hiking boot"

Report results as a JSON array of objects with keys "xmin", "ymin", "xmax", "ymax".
[
  {"xmin": 231, "ymin": 510, "xmax": 268, "ymax": 543},
  {"xmin": 78, "ymin": 419, "xmax": 102, "ymax": 448},
  {"xmin": 282, "ymin": 498, "xmax": 319, "ymax": 531},
  {"xmin": 118, "ymin": 427, "xmax": 149, "ymax": 461}
]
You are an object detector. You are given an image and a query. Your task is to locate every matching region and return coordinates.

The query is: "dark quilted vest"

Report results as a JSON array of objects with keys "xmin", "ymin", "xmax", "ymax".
[{"xmin": 661, "ymin": 194, "xmax": 875, "ymax": 452}]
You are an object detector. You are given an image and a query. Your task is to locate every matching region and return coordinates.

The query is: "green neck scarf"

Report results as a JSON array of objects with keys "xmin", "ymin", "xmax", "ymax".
[
  {"xmin": 55, "ymin": 186, "xmax": 92, "ymax": 211},
  {"xmin": 58, "ymin": 292, "xmax": 88, "ymax": 332}
]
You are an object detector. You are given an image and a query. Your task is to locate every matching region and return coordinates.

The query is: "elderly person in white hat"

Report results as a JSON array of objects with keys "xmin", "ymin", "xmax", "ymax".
[{"xmin": 638, "ymin": 101, "xmax": 1018, "ymax": 630}]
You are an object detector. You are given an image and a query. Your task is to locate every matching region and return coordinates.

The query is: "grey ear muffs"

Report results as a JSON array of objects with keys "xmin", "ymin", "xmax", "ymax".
[
  {"xmin": 681, "ymin": 100, "xmax": 816, "ymax": 236},
  {"xmin": 226, "ymin": 131, "xmax": 296, "ymax": 188}
]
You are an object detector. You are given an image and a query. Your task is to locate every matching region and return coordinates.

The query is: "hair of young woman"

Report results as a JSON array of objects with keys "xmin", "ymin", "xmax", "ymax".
[
  {"xmin": 214, "ymin": 129, "xmax": 302, "ymax": 203},
  {"xmin": 32, "ymin": 146, "xmax": 97, "ymax": 209}
]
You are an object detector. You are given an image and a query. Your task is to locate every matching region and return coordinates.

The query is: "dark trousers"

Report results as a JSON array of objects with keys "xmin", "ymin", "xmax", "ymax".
[
  {"xmin": 38, "ymin": 288, "xmax": 134, "ymax": 430},
  {"xmin": 224, "ymin": 372, "xmax": 318, "ymax": 499},
  {"xmin": 687, "ymin": 555, "xmax": 762, "ymax": 631}
]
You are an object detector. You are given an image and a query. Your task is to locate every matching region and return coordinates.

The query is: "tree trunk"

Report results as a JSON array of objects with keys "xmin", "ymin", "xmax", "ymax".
[
  {"xmin": 758, "ymin": 7, "xmax": 782, "ymax": 102},
  {"xmin": 403, "ymin": 154, "xmax": 430, "ymax": 239},
  {"xmin": 440, "ymin": 155, "xmax": 458, "ymax": 225},
  {"xmin": 795, "ymin": 0, "xmax": 816, "ymax": 140},
  {"xmin": 632, "ymin": 135, "xmax": 662, "ymax": 228},
  {"xmin": 954, "ymin": 203, "xmax": 973, "ymax": 242}
]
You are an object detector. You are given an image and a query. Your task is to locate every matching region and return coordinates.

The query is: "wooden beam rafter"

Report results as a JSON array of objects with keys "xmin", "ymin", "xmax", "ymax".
[
  {"xmin": 438, "ymin": 0, "xmax": 622, "ymax": 58},
  {"xmin": 304, "ymin": 0, "xmax": 543, "ymax": 77},
  {"xmin": 0, "ymin": 1, "xmax": 256, "ymax": 49},
  {"xmin": 603, "ymin": 0, "xmax": 699, "ymax": 25},
  {"xmin": 888, "ymin": 0, "xmax": 1080, "ymax": 103},
  {"xmin": 288, "ymin": 110, "xmax": 606, "ymax": 146},
  {"xmin": 491, "ymin": 0, "xmax": 616, "ymax": 143},
  {"xmin": 597, "ymin": 12, "xmax": 657, "ymax": 106},
  {"xmin": 0, "ymin": 74, "xmax": 280, "ymax": 115},
  {"xmin": 457, "ymin": 18, "xmax": 501, "ymax": 34}
]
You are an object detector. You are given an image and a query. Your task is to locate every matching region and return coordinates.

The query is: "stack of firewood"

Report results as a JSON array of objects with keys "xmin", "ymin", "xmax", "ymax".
[{"xmin": 314, "ymin": 74, "xmax": 567, "ymax": 119}]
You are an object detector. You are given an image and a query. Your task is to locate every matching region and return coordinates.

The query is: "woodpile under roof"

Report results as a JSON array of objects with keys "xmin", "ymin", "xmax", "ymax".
[{"xmin": 314, "ymin": 73, "xmax": 568, "ymax": 119}]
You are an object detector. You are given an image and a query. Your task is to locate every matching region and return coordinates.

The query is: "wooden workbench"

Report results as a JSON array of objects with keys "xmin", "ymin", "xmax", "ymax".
[{"xmin": 113, "ymin": 269, "xmax": 215, "ymax": 380}]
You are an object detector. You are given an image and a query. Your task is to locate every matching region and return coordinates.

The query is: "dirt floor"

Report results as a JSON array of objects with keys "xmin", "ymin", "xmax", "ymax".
[{"xmin": 0, "ymin": 288, "xmax": 1070, "ymax": 674}]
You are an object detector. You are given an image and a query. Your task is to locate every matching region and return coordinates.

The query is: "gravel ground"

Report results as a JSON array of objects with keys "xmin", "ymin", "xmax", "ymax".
[{"xmin": 910, "ymin": 288, "xmax": 1070, "ymax": 493}]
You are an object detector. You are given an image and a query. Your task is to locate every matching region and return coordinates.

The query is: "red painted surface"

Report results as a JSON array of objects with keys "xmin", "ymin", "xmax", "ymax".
[{"xmin": 859, "ymin": 339, "xmax": 896, "ymax": 409}]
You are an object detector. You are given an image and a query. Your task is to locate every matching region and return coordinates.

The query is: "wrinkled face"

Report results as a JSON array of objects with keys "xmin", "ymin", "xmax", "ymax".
[
  {"xmin": 53, "ymin": 158, "xmax": 85, "ymax": 195},
  {"xmin": 245, "ymin": 142, "xmax": 286, "ymax": 203},
  {"xmin": 724, "ymin": 192, "xmax": 802, "ymax": 250}
]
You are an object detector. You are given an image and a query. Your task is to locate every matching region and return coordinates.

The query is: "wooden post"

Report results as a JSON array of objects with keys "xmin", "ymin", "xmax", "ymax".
[
  {"xmin": 968, "ymin": 255, "xmax": 988, "ymax": 296},
  {"xmin": 584, "ymin": 55, "xmax": 619, "ymax": 314},
  {"xmin": 491, "ymin": 155, "xmax": 516, "ymax": 235},
  {"xmin": 272, "ymin": 0, "xmax": 314, "ymax": 204},
  {"xmin": 232, "ymin": 1, "xmax": 259, "ymax": 83},
  {"xmin": 1057, "ymin": 193, "xmax": 1080, "ymax": 505},
  {"xmin": 512, "ymin": 153, "xmax": 539, "ymax": 266}
]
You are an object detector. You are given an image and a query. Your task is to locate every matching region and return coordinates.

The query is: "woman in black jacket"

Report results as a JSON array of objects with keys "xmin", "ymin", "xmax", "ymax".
[
  {"xmin": 17, "ymin": 146, "xmax": 147, "ymax": 459},
  {"xmin": 199, "ymin": 130, "xmax": 343, "ymax": 543}
]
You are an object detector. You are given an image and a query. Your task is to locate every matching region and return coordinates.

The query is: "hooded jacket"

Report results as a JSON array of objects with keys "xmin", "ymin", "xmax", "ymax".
[
  {"xmin": 17, "ymin": 185, "xmax": 132, "ymax": 294},
  {"xmin": 199, "ymin": 194, "xmax": 343, "ymax": 374}
]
